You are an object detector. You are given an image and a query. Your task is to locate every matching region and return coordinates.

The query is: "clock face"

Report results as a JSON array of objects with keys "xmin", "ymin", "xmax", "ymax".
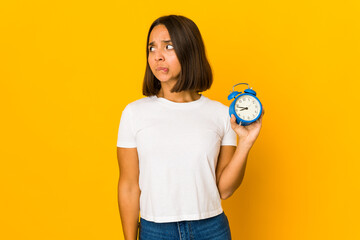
[{"xmin": 235, "ymin": 95, "xmax": 261, "ymax": 121}]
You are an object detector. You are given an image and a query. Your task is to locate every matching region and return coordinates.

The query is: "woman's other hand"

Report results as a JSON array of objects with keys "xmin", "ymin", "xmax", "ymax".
[{"xmin": 230, "ymin": 108, "xmax": 265, "ymax": 149}]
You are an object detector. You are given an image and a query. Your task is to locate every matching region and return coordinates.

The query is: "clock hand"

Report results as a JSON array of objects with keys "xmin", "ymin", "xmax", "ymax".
[{"xmin": 239, "ymin": 107, "xmax": 248, "ymax": 111}]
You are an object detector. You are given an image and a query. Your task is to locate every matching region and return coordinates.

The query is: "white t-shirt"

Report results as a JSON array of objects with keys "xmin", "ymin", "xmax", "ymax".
[{"xmin": 117, "ymin": 94, "xmax": 237, "ymax": 223}]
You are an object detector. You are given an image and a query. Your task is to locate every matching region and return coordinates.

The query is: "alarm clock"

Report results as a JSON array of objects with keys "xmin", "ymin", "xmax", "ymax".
[{"xmin": 227, "ymin": 83, "xmax": 263, "ymax": 126}]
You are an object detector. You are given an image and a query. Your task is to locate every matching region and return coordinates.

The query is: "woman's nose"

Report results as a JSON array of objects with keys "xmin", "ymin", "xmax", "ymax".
[{"xmin": 155, "ymin": 51, "xmax": 164, "ymax": 61}]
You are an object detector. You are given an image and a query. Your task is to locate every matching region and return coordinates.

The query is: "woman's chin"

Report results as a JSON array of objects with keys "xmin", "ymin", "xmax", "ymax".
[{"xmin": 157, "ymin": 78, "xmax": 176, "ymax": 84}]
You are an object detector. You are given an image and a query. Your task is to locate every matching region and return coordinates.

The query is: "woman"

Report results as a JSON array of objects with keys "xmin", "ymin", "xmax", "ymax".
[{"xmin": 117, "ymin": 14, "xmax": 264, "ymax": 240}]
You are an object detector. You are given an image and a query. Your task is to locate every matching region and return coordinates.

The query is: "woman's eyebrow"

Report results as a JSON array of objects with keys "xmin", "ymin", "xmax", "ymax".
[{"xmin": 148, "ymin": 40, "xmax": 172, "ymax": 46}]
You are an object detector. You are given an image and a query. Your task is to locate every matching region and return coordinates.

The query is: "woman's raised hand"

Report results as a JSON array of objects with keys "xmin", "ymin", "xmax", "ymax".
[{"xmin": 230, "ymin": 108, "xmax": 265, "ymax": 148}]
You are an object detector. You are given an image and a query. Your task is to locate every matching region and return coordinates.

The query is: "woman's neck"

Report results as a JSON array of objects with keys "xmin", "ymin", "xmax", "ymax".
[{"xmin": 156, "ymin": 89, "xmax": 201, "ymax": 103}]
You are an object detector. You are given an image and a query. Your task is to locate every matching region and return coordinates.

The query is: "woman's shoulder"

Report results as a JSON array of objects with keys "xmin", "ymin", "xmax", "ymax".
[
  {"xmin": 123, "ymin": 95, "xmax": 156, "ymax": 111},
  {"xmin": 203, "ymin": 97, "xmax": 231, "ymax": 125},
  {"xmin": 204, "ymin": 96, "xmax": 229, "ymax": 111}
]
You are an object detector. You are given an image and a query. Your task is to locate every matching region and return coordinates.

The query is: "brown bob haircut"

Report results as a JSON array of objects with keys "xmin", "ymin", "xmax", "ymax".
[{"xmin": 142, "ymin": 15, "xmax": 213, "ymax": 96}]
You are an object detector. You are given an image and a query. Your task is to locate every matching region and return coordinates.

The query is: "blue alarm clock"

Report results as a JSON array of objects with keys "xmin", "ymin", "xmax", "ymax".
[{"xmin": 228, "ymin": 83, "xmax": 263, "ymax": 126}]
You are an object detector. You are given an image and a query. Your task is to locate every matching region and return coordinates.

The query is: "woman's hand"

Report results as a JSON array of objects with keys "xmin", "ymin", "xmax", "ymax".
[{"xmin": 230, "ymin": 108, "xmax": 265, "ymax": 149}]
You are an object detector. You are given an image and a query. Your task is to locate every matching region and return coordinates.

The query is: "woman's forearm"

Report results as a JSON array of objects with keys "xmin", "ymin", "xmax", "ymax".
[
  {"xmin": 217, "ymin": 144, "xmax": 251, "ymax": 200},
  {"xmin": 118, "ymin": 180, "xmax": 141, "ymax": 240},
  {"xmin": 221, "ymin": 111, "xmax": 264, "ymax": 199}
]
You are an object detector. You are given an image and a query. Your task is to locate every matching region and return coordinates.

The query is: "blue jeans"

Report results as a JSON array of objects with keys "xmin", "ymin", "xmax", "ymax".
[{"xmin": 139, "ymin": 211, "xmax": 231, "ymax": 240}]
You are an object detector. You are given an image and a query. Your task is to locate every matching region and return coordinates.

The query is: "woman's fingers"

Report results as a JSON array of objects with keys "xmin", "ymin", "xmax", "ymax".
[{"xmin": 230, "ymin": 114, "xmax": 241, "ymax": 129}]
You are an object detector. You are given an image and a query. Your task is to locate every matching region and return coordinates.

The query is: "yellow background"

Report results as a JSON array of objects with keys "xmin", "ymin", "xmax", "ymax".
[{"xmin": 1, "ymin": 0, "xmax": 359, "ymax": 239}]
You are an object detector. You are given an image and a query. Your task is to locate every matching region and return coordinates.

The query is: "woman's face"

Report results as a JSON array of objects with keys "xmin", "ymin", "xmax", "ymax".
[{"xmin": 148, "ymin": 24, "xmax": 181, "ymax": 84}]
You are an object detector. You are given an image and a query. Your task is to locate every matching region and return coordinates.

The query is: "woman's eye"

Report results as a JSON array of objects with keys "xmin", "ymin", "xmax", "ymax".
[
  {"xmin": 166, "ymin": 44, "xmax": 174, "ymax": 50},
  {"xmin": 149, "ymin": 46, "xmax": 154, "ymax": 51}
]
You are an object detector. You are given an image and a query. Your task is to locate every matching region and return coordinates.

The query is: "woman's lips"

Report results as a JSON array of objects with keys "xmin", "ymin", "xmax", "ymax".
[{"xmin": 156, "ymin": 67, "xmax": 169, "ymax": 72}]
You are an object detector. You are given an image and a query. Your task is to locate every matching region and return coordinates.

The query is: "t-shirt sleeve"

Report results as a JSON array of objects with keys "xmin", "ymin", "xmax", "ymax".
[
  {"xmin": 117, "ymin": 105, "xmax": 137, "ymax": 148},
  {"xmin": 221, "ymin": 113, "xmax": 237, "ymax": 146}
]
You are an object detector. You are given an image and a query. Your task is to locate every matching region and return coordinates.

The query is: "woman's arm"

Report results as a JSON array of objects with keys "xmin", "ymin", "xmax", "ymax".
[
  {"xmin": 217, "ymin": 110, "xmax": 265, "ymax": 199},
  {"xmin": 216, "ymin": 145, "xmax": 250, "ymax": 199},
  {"xmin": 117, "ymin": 147, "xmax": 141, "ymax": 240}
]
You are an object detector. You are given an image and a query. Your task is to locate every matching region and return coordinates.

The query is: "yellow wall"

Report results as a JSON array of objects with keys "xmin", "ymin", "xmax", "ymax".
[{"xmin": 1, "ymin": 0, "xmax": 359, "ymax": 239}]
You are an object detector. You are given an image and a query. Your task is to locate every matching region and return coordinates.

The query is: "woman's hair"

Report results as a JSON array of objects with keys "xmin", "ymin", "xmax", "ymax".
[{"xmin": 142, "ymin": 15, "xmax": 213, "ymax": 96}]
